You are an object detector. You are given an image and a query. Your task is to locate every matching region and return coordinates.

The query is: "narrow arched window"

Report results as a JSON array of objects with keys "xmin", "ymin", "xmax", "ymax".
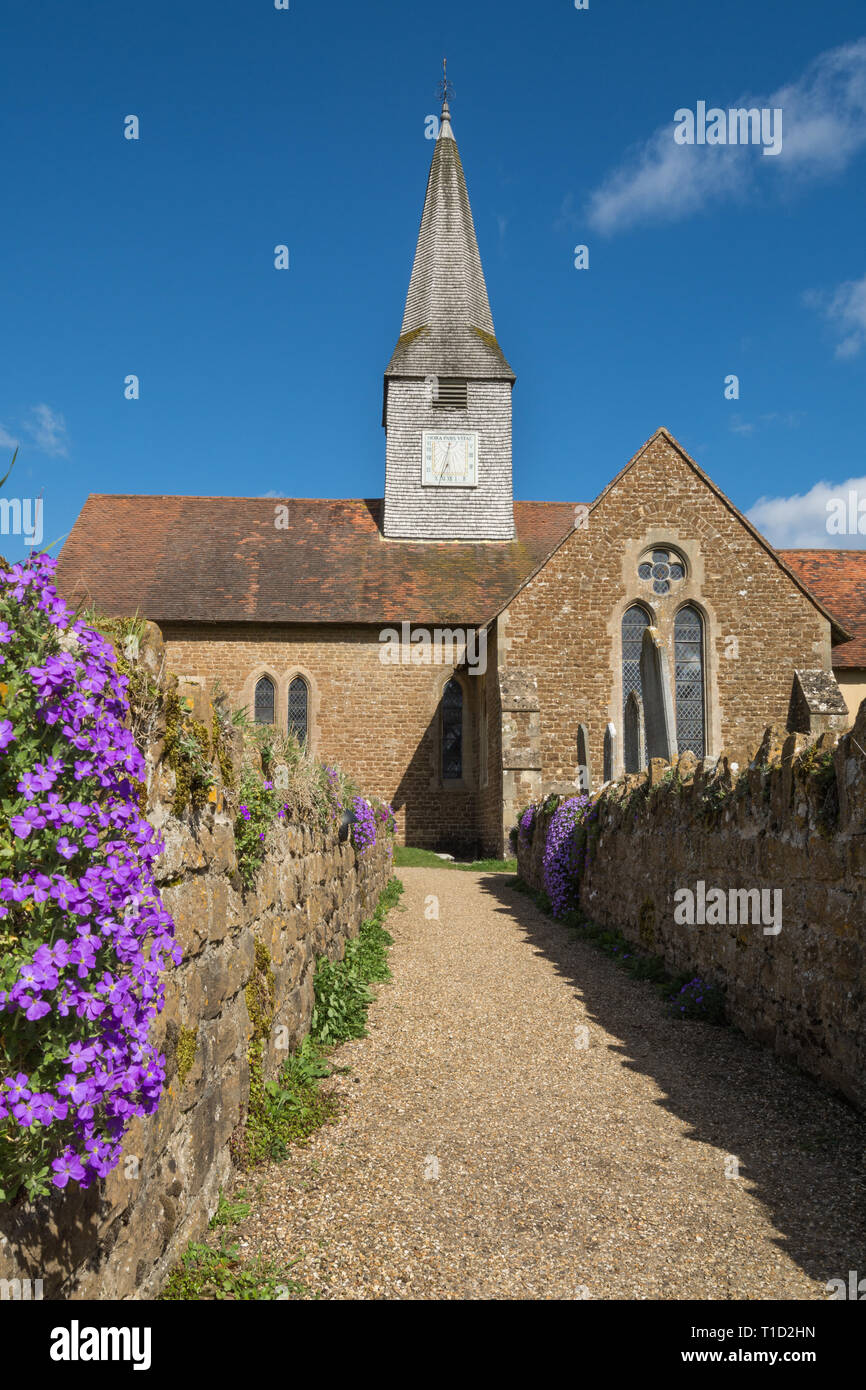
[
  {"xmin": 442, "ymin": 679, "xmax": 463, "ymax": 780},
  {"xmin": 622, "ymin": 605, "xmax": 650, "ymax": 724},
  {"xmin": 674, "ymin": 606, "xmax": 705, "ymax": 758},
  {"xmin": 288, "ymin": 676, "xmax": 309, "ymax": 743},
  {"xmin": 254, "ymin": 675, "xmax": 275, "ymax": 725}
]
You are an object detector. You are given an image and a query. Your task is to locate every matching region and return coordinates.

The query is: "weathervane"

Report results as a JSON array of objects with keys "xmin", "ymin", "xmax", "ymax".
[{"xmin": 438, "ymin": 57, "xmax": 455, "ymax": 106}]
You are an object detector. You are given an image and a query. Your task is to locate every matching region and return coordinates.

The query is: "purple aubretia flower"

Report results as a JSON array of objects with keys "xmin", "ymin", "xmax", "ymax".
[
  {"xmin": 350, "ymin": 796, "xmax": 378, "ymax": 855},
  {"xmin": 0, "ymin": 554, "xmax": 179, "ymax": 1200},
  {"xmin": 542, "ymin": 795, "xmax": 592, "ymax": 918},
  {"xmin": 51, "ymin": 1148, "xmax": 86, "ymax": 1188}
]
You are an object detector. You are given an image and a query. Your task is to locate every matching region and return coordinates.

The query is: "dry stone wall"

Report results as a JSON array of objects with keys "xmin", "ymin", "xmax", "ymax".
[
  {"xmin": 518, "ymin": 710, "xmax": 866, "ymax": 1113},
  {"xmin": 0, "ymin": 629, "xmax": 391, "ymax": 1300}
]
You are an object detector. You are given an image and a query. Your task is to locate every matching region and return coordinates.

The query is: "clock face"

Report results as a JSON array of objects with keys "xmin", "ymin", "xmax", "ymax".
[{"xmin": 422, "ymin": 431, "xmax": 479, "ymax": 487}]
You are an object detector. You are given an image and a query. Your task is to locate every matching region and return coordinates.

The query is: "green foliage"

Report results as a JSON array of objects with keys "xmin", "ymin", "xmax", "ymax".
[
  {"xmin": 160, "ymin": 1236, "xmax": 309, "ymax": 1300},
  {"xmin": 797, "ymin": 748, "xmax": 839, "ymax": 833},
  {"xmin": 236, "ymin": 880, "xmax": 403, "ymax": 1166},
  {"xmin": 1, "ymin": 446, "xmax": 18, "ymax": 489},
  {"xmin": 234, "ymin": 769, "xmax": 283, "ymax": 888},
  {"xmin": 166, "ymin": 878, "xmax": 403, "ymax": 1296},
  {"xmin": 241, "ymin": 1038, "xmax": 339, "ymax": 1167},
  {"xmin": 162, "ymin": 691, "xmax": 216, "ymax": 817},
  {"xmin": 311, "ymin": 878, "xmax": 402, "ymax": 1046},
  {"xmin": 209, "ymin": 1187, "xmax": 252, "ymax": 1228},
  {"xmin": 209, "ymin": 683, "xmax": 236, "ymax": 790},
  {"xmin": 231, "ymin": 731, "xmax": 375, "ymax": 888},
  {"xmin": 249, "ymin": 725, "xmax": 357, "ymax": 832},
  {"xmin": 700, "ymin": 777, "xmax": 732, "ymax": 819},
  {"xmin": 394, "ymin": 845, "xmax": 516, "ymax": 873}
]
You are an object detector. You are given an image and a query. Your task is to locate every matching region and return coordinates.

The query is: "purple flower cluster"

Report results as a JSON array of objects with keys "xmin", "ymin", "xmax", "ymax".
[
  {"xmin": 542, "ymin": 795, "xmax": 592, "ymax": 918},
  {"xmin": 350, "ymin": 795, "xmax": 378, "ymax": 855},
  {"xmin": 323, "ymin": 766, "xmax": 342, "ymax": 825},
  {"xmin": 0, "ymin": 553, "xmax": 179, "ymax": 1195},
  {"xmin": 518, "ymin": 805, "xmax": 535, "ymax": 852}
]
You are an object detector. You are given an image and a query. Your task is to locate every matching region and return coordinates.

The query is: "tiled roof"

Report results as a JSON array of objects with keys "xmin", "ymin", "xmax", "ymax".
[
  {"xmin": 56, "ymin": 495, "xmax": 576, "ymax": 627},
  {"xmin": 780, "ymin": 549, "xmax": 866, "ymax": 668}
]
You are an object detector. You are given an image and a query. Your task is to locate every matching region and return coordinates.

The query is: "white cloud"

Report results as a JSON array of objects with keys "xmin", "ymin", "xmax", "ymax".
[
  {"xmin": 24, "ymin": 404, "xmax": 68, "ymax": 457},
  {"xmin": 748, "ymin": 474, "xmax": 866, "ymax": 547},
  {"xmin": 586, "ymin": 38, "xmax": 866, "ymax": 233},
  {"xmin": 0, "ymin": 424, "xmax": 19, "ymax": 452},
  {"xmin": 730, "ymin": 411, "xmax": 804, "ymax": 435},
  {"xmin": 804, "ymin": 272, "xmax": 866, "ymax": 357}
]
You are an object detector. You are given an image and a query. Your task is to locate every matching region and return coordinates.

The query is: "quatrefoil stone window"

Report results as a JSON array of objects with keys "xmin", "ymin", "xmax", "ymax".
[{"xmin": 638, "ymin": 548, "xmax": 685, "ymax": 596}]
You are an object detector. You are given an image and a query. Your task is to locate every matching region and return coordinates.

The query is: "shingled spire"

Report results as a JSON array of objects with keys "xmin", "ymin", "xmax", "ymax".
[
  {"xmin": 385, "ymin": 92, "xmax": 514, "ymax": 381},
  {"xmin": 382, "ymin": 77, "xmax": 516, "ymax": 542}
]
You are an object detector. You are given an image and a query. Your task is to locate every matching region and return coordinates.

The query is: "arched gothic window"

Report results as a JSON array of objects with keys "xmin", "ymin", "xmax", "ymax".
[
  {"xmin": 288, "ymin": 676, "xmax": 309, "ymax": 743},
  {"xmin": 441, "ymin": 679, "xmax": 463, "ymax": 780},
  {"xmin": 674, "ymin": 606, "xmax": 705, "ymax": 758},
  {"xmin": 254, "ymin": 675, "xmax": 275, "ymax": 725},
  {"xmin": 622, "ymin": 605, "xmax": 651, "ymax": 724}
]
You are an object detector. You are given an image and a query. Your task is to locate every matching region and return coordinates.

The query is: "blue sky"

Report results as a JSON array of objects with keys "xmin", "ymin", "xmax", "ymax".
[{"xmin": 2, "ymin": 0, "xmax": 865, "ymax": 561}]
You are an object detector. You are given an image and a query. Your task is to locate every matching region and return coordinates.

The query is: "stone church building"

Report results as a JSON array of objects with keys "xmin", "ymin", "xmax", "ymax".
[{"xmin": 58, "ymin": 96, "xmax": 862, "ymax": 856}]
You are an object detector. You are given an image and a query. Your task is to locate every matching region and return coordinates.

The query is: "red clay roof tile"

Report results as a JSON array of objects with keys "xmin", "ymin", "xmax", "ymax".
[
  {"xmin": 56, "ymin": 496, "xmax": 576, "ymax": 627},
  {"xmin": 780, "ymin": 549, "xmax": 866, "ymax": 668}
]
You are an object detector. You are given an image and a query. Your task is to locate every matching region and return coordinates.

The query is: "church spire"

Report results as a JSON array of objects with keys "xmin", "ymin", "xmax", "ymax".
[
  {"xmin": 382, "ymin": 73, "xmax": 515, "ymax": 543},
  {"xmin": 385, "ymin": 69, "xmax": 514, "ymax": 381}
]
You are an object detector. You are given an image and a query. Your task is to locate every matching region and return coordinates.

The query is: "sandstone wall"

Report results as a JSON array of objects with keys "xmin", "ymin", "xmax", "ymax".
[
  {"xmin": 161, "ymin": 621, "xmax": 487, "ymax": 854},
  {"xmin": 0, "ymin": 639, "xmax": 391, "ymax": 1300},
  {"xmin": 517, "ymin": 713, "xmax": 866, "ymax": 1112}
]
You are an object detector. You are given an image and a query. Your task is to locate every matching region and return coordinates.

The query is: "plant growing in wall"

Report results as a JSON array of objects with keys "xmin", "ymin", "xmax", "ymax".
[
  {"xmin": 541, "ymin": 794, "xmax": 595, "ymax": 918},
  {"xmin": 0, "ymin": 554, "xmax": 179, "ymax": 1201}
]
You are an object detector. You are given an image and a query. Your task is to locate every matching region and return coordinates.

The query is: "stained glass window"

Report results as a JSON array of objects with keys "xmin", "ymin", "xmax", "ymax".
[
  {"xmin": 675, "ymin": 606, "xmax": 705, "ymax": 758},
  {"xmin": 288, "ymin": 677, "xmax": 308, "ymax": 743},
  {"xmin": 254, "ymin": 676, "xmax": 275, "ymax": 725},
  {"xmin": 442, "ymin": 679, "xmax": 463, "ymax": 780},
  {"xmin": 637, "ymin": 548, "xmax": 685, "ymax": 596}
]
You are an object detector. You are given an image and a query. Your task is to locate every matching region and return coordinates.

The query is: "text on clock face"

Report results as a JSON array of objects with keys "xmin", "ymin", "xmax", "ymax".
[{"xmin": 421, "ymin": 431, "xmax": 479, "ymax": 487}]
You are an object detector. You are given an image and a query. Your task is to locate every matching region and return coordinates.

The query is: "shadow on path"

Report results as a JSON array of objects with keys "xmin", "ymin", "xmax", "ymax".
[{"xmin": 479, "ymin": 873, "xmax": 866, "ymax": 1287}]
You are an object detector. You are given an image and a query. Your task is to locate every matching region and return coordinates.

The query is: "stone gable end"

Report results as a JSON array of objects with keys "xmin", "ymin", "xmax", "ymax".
[{"xmin": 499, "ymin": 432, "xmax": 832, "ymax": 792}]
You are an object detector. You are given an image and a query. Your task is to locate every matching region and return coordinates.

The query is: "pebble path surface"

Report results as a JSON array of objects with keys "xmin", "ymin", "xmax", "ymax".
[{"xmin": 227, "ymin": 868, "xmax": 866, "ymax": 1300}]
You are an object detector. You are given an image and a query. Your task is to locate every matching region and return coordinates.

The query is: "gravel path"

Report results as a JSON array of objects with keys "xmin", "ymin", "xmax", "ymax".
[{"xmin": 228, "ymin": 868, "xmax": 866, "ymax": 1300}]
